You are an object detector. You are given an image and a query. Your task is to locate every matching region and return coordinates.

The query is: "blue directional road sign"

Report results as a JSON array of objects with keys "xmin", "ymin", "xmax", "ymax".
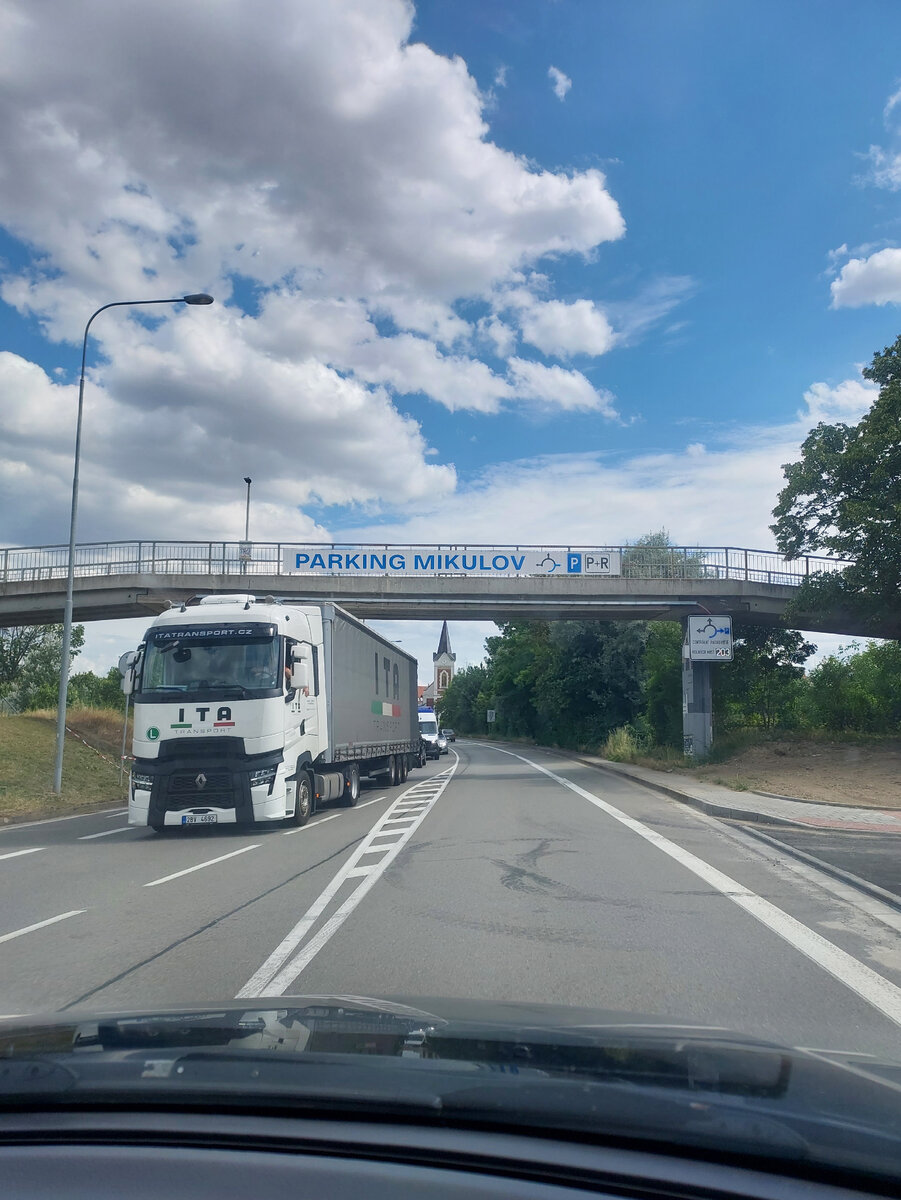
[{"xmin": 687, "ymin": 615, "xmax": 733, "ymax": 662}]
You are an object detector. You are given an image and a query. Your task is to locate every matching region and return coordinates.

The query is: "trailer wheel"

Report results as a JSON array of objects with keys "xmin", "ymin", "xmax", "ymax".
[
  {"xmin": 399, "ymin": 756, "xmax": 409, "ymax": 784},
  {"xmin": 388, "ymin": 754, "xmax": 399, "ymax": 787},
  {"xmin": 293, "ymin": 770, "xmax": 312, "ymax": 826},
  {"xmin": 342, "ymin": 763, "xmax": 360, "ymax": 806}
]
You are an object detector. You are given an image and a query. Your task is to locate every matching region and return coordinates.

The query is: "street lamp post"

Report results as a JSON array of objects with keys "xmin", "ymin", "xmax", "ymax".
[
  {"xmin": 52, "ymin": 293, "xmax": 214, "ymax": 795},
  {"xmin": 240, "ymin": 476, "xmax": 252, "ymax": 574}
]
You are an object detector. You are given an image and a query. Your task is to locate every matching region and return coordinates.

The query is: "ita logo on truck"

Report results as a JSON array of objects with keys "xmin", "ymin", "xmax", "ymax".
[
  {"xmin": 168, "ymin": 706, "xmax": 235, "ymax": 731},
  {"xmin": 371, "ymin": 701, "xmax": 402, "ymax": 717}
]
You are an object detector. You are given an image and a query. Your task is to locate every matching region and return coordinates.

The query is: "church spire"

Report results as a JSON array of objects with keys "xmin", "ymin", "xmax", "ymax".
[{"xmin": 433, "ymin": 619, "xmax": 455, "ymax": 662}]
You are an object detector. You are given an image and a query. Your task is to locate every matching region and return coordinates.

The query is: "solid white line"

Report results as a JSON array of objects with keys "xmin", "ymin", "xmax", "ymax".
[
  {"xmin": 237, "ymin": 752, "xmax": 459, "ymax": 998},
  {"xmin": 0, "ymin": 807, "xmax": 125, "ymax": 833},
  {"xmin": 78, "ymin": 826, "xmax": 134, "ymax": 840},
  {"xmin": 143, "ymin": 844, "xmax": 260, "ymax": 888},
  {"xmin": 354, "ymin": 796, "xmax": 386, "ymax": 810},
  {"xmin": 487, "ymin": 746, "xmax": 901, "ymax": 1029},
  {"xmin": 0, "ymin": 910, "xmax": 85, "ymax": 945},
  {"xmin": 0, "ymin": 847, "xmax": 44, "ymax": 862},
  {"xmin": 106, "ymin": 810, "xmax": 128, "ymax": 819}
]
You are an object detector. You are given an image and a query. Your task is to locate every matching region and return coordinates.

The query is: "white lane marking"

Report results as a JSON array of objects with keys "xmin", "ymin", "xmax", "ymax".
[
  {"xmin": 486, "ymin": 745, "xmax": 901, "ymax": 1029},
  {"xmin": 0, "ymin": 807, "xmax": 125, "ymax": 833},
  {"xmin": 143, "ymin": 844, "xmax": 260, "ymax": 888},
  {"xmin": 0, "ymin": 847, "xmax": 44, "ymax": 862},
  {"xmin": 284, "ymin": 813, "xmax": 340, "ymax": 835},
  {"xmin": 354, "ymin": 796, "xmax": 387, "ymax": 810},
  {"xmin": 78, "ymin": 826, "xmax": 134, "ymax": 840},
  {"xmin": 281, "ymin": 794, "xmax": 388, "ymax": 836},
  {"xmin": 237, "ymin": 752, "xmax": 459, "ymax": 998},
  {"xmin": 0, "ymin": 910, "xmax": 85, "ymax": 944},
  {"xmin": 106, "ymin": 810, "xmax": 128, "ymax": 819}
]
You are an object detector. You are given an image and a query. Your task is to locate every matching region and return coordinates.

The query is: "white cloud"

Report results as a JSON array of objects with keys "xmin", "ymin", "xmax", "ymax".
[
  {"xmin": 507, "ymin": 358, "xmax": 618, "ymax": 415},
  {"xmin": 859, "ymin": 145, "xmax": 901, "ymax": 191},
  {"xmin": 494, "ymin": 65, "xmax": 509, "ymax": 89},
  {"xmin": 830, "ymin": 247, "xmax": 901, "ymax": 307},
  {"xmin": 801, "ymin": 377, "xmax": 877, "ymax": 423},
  {"xmin": 517, "ymin": 297, "xmax": 616, "ymax": 357},
  {"xmin": 0, "ymin": 0, "xmax": 624, "ymax": 340},
  {"xmin": 0, "ymin": 0, "xmax": 640, "ymax": 548},
  {"xmin": 548, "ymin": 66, "xmax": 572, "ymax": 101},
  {"xmin": 339, "ymin": 375, "xmax": 874, "ymax": 550}
]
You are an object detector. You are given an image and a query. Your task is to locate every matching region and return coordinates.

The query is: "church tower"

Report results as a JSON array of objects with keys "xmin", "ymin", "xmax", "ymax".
[{"xmin": 432, "ymin": 620, "xmax": 456, "ymax": 707}]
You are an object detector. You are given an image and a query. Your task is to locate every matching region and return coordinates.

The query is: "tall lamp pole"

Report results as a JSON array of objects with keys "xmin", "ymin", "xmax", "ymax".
[
  {"xmin": 241, "ymin": 476, "xmax": 252, "ymax": 574},
  {"xmin": 52, "ymin": 292, "xmax": 214, "ymax": 795}
]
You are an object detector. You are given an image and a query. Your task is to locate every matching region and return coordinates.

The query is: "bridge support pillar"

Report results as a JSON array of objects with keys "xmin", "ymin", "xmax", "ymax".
[{"xmin": 681, "ymin": 623, "xmax": 712, "ymax": 758}]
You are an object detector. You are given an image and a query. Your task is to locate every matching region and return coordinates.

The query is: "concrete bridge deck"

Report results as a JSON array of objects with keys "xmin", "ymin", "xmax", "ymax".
[{"xmin": 0, "ymin": 540, "xmax": 883, "ymax": 636}]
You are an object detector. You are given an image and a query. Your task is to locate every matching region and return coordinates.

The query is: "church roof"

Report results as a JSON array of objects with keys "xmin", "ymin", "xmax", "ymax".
[{"xmin": 433, "ymin": 619, "xmax": 455, "ymax": 661}]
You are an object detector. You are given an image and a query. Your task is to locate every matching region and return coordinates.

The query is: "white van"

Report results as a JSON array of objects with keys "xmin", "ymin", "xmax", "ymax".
[{"xmin": 418, "ymin": 710, "xmax": 442, "ymax": 760}]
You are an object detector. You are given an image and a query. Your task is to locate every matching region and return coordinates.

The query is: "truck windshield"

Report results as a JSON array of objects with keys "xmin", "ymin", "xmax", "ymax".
[
  {"xmin": 419, "ymin": 718, "xmax": 438, "ymax": 736},
  {"xmin": 141, "ymin": 633, "xmax": 281, "ymax": 694}
]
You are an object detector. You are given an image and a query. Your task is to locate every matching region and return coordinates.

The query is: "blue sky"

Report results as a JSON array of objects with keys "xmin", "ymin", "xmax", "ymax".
[{"xmin": 1, "ymin": 0, "xmax": 900, "ymax": 676}]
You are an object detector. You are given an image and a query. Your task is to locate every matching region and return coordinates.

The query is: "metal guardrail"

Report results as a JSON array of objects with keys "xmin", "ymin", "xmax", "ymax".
[{"xmin": 0, "ymin": 541, "xmax": 849, "ymax": 588}]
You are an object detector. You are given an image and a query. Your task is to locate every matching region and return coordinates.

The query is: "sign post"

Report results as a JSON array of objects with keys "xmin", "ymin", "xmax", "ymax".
[
  {"xmin": 682, "ymin": 616, "xmax": 733, "ymax": 757},
  {"xmin": 486, "ymin": 709, "xmax": 496, "ymax": 724}
]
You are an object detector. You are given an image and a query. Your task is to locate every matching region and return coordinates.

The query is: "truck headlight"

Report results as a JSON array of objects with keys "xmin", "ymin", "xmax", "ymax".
[
  {"xmin": 250, "ymin": 765, "xmax": 279, "ymax": 789},
  {"xmin": 131, "ymin": 772, "xmax": 153, "ymax": 791}
]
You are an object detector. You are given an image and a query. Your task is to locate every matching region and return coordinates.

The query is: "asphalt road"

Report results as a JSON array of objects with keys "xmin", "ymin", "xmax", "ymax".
[{"xmin": 1, "ymin": 741, "xmax": 900, "ymax": 1060}]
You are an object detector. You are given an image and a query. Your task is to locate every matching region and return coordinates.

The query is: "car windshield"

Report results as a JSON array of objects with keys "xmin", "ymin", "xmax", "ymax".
[
  {"xmin": 142, "ymin": 633, "xmax": 280, "ymax": 693},
  {"xmin": 2, "ymin": 0, "xmax": 901, "ymax": 1184}
]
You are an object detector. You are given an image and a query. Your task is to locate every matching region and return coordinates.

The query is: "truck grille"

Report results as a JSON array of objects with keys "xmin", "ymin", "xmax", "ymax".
[
  {"xmin": 170, "ymin": 772, "xmax": 231, "ymax": 793},
  {"xmin": 161, "ymin": 771, "xmax": 237, "ymax": 811}
]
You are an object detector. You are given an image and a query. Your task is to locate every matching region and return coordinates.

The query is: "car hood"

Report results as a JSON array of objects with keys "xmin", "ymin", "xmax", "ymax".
[{"xmin": 1, "ymin": 994, "xmax": 899, "ymax": 1183}]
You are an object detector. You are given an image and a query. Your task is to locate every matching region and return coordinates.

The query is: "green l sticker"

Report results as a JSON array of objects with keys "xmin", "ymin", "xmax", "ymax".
[{"xmin": 146, "ymin": 726, "xmax": 160, "ymax": 741}]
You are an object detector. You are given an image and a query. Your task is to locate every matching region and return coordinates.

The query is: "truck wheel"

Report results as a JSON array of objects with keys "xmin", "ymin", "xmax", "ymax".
[
  {"xmin": 293, "ymin": 771, "xmax": 312, "ymax": 826},
  {"xmin": 150, "ymin": 823, "xmax": 165, "ymax": 834},
  {"xmin": 418, "ymin": 746, "xmax": 426, "ymax": 768},
  {"xmin": 388, "ymin": 754, "xmax": 398, "ymax": 787},
  {"xmin": 342, "ymin": 763, "xmax": 360, "ymax": 806},
  {"xmin": 399, "ymin": 756, "xmax": 409, "ymax": 783}
]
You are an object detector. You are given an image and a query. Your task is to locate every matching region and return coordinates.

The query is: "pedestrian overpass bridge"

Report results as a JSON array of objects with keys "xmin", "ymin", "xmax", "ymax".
[{"xmin": 0, "ymin": 540, "xmax": 883, "ymax": 637}]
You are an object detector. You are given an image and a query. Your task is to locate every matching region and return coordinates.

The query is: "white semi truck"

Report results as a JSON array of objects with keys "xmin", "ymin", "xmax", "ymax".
[{"xmin": 120, "ymin": 595, "xmax": 421, "ymax": 831}]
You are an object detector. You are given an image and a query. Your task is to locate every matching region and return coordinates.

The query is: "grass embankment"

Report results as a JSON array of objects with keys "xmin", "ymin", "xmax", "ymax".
[
  {"xmin": 602, "ymin": 728, "xmax": 901, "ymax": 808},
  {"xmin": 0, "ymin": 708, "xmax": 131, "ymax": 824}
]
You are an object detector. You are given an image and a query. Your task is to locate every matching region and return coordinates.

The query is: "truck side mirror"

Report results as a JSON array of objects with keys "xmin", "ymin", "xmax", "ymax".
[
  {"xmin": 118, "ymin": 650, "xmax": 138, "ymax": 696},
  {"xmin": 291, "ymin": 660, "xmax": 310, "ymax": 693}
]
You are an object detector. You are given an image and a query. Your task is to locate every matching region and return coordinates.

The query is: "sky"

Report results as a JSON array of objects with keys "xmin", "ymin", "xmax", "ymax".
[{"xmin": 2, "ymin": 0, "xmax": 901, "ymax": 680}]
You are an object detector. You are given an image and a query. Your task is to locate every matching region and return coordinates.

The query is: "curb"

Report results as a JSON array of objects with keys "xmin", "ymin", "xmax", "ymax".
[{"xmin": 736, "ymin": 825, "xmax": 901, "ymax": 914}]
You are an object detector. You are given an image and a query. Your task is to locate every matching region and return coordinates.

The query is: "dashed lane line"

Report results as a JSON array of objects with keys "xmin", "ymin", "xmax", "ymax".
[
  {"xmin": 0, "ymin": 847, "xmax": 44, "ymax": 862},
  {"xmin": 143, "ymin": 844, "xmax": 260, "ymax": 888},
  {"xmin": 0, "ymin": 910, "xmax": 85, "ymax": 945}
]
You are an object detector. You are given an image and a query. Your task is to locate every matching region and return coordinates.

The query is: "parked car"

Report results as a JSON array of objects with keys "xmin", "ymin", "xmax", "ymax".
[{"xmin": 441, "ymin": 728, "xmax": 456, "ymax": 742}]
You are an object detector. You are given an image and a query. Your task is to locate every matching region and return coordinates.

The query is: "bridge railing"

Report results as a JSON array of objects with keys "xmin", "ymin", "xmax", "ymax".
[{"xmin": 0, "ymin": 541, "xmax": 849, "ymax": 587}]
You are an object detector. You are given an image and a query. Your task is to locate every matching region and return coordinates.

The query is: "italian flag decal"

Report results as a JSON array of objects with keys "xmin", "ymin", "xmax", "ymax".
[{"xmin": 372, "ymin": 701, "xmax": 401, "ymax": 717}]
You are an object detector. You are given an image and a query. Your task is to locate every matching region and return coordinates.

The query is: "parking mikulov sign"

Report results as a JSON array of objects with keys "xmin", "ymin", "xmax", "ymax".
[{"xmin": 283, "ymin": 546, "xmax": 622, "ymax": 577}]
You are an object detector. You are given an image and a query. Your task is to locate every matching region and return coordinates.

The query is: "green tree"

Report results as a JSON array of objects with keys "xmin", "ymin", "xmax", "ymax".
[
  {"xmin": 3, "ymin": 623, "xmax": 86, "ymax": 711},
  {"xmin": 68, "ymin": 667, "xmax": 127, "ymax": 712},
  {"xmin": 621, "ymin": 529, "xmax": 707, "ymax": 579},
  {"xmin": 771, "ymin": 333, "xmax": 901, "ymax": 629},
  {"xmin": 437, "ymin": 664, "xmax": 488, "ymax": 734},
  {"xmin": 642, "ymin": 622, "xmax": 684, "ymax": 747},
  {"xmin": 714, "ymin": 626, "xmax": 814, "ymax": 731},
  {"xmin": 531, "ymin": 621, "xmax": 648, "ymax": 747}
]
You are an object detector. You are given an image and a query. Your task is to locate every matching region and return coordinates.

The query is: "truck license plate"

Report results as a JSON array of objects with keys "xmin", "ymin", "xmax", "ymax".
[{"xmin": 182, "ymin": 813, "xmax": 218, "ymax": 825}]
